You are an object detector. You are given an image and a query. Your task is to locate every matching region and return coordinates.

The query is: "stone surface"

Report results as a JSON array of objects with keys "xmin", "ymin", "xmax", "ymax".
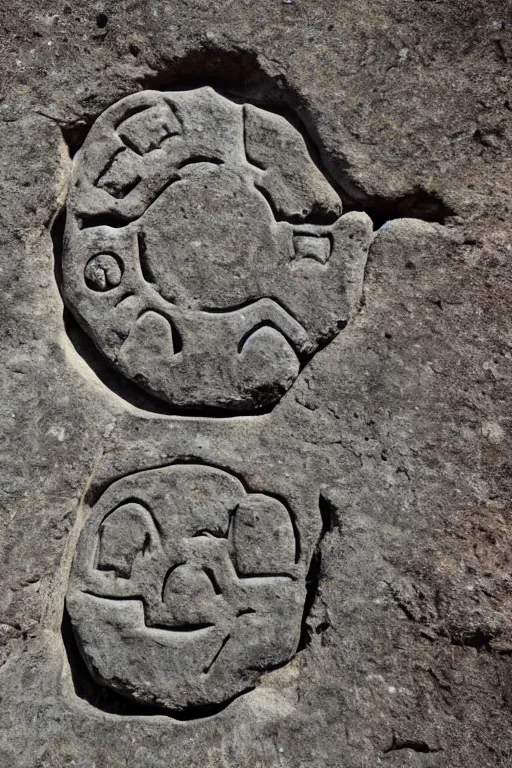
[{"xmin": 0, "ymin": 0, "xmax": 511, "ymax": 767}]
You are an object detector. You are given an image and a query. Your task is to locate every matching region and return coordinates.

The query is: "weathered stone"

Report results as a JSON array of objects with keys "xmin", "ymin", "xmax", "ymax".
[{"xmin": 0, "ymin": 1, "xmax": 511, "ymax": 766}]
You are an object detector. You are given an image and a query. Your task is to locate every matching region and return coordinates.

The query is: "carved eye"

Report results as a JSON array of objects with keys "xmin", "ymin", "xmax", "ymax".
[
  {"xmin": 84, "ymin": 253, "xmax": 123, "ymax": 291},
  {"xmin": 292, "ymin": 234, "xmax": 331, "ymax": 265},
  {"xmin": 118, "ymin": 103, "xmax": 181, "ymax": 155},
  {"xmin": 96, "ymin": 502, "xmax": 153, "ymax": 578},
  {"xmin": 232, "ymin": 496, "xmax": 296, "ymax": 577}
]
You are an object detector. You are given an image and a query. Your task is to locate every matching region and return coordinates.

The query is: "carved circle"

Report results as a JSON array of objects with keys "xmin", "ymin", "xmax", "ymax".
[
  {"xmin": 61, "ymin": 87, "xmax": 373, "ymax": 413},
  {"xmin": 66, "ymin": 464, "xmax": 311, "ymax": 713},
  {"xmin": 84, "ymin": 253, "xmax": 123, "ymax": 291}
]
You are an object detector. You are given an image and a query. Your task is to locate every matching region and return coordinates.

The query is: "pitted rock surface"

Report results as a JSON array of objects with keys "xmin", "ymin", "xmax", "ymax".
[
  {"xmin": 62, "ymin": 87, "xmax": 372, "ymax": 413},
  {"xmin": 66, "ymin": 464, "xmax": 310, "ymax": 711}
]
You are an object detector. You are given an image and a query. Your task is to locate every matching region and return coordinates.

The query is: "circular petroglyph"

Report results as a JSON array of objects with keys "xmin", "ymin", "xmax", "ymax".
[
  {"xmin": 66, "ymin": 464, "xmax": 309, "ymax": 712},
  {"xmin": 62, "ymin": 87, "xmax": 373, "ymax": 412},
  {"xmin": 84, "ymin": 253, "xmax": 123, "ymax": 291}
]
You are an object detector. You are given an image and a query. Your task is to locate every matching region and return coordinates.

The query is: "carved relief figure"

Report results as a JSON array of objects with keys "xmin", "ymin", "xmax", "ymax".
[
  {"xmin": 62, "ymin": 87, "xmax": 372, "ymax": 412},
  {"xmin": 66, "ymin": 464, "xmax": 314, "ymax": 712}
]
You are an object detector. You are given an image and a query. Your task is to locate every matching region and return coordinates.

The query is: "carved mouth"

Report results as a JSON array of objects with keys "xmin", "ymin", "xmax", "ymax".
[
  {"xmin": 81, "ymin": 593, "xmax": 217, "ymax": 636},
  {"xmin": 146, "ymin": 622, "xmax": 215, "ymax": 633}
]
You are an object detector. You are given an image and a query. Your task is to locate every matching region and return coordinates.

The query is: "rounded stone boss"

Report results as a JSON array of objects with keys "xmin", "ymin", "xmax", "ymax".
[
  {"xmin": 66, "ymin": 464, "xmax": 316, "ymax": 712},
  {"xmin": 61, "ymin": 87, "xmax": 372, "ymax": 413}
]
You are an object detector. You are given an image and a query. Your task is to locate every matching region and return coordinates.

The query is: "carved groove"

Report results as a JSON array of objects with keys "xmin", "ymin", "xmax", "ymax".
[{"xmin": 203, "ymin": 635, "xmax": 231, "ymax": 675}]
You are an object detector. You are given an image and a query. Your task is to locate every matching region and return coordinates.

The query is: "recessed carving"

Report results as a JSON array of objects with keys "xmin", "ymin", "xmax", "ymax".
[
  {"xmin": 84, "ymin": 253, "xmax": 123, "ymax": 291},
  {"xmin": 66, "ymin": 464, "xmax": 313, "ymax": 713},
  {"xmin": 292, "ymin": 234, "xmax": 332, "ymax": 265},
  {"xmin": 61, "ymin": 87, "xmax": 373, "ymax": 413}
]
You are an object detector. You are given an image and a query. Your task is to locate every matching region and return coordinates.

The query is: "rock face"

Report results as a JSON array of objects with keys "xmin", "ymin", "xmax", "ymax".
[{"xmin": 0, "ymin": 1, "xmax": 511, "ymax": 767}]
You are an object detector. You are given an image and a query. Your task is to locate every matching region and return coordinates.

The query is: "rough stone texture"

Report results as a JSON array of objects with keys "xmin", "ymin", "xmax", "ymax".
[{"xmin": 0, "ymin": 1, "xmax": 511, "ymax": 767}]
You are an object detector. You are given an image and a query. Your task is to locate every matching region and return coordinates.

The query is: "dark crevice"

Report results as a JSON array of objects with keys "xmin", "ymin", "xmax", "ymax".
[
  {"xmin": 61, "ymin": 123, "xmax": 91, "ymax": 158},
  {"xmin": 149, "ymin": 623, "xmax": 215, "ymax": 633},
  {"xmin": 254, "ymin": 182, "xmax": 286, "ymax": 221},
  {"xmin": 161, "ymin": 562, "xmax": 187, "ymax": 601},
  {"xmin": 319, "ymin": 493, "xmax": 337, "ymax": 535},
  {"xmin": 79, "ymin": 211, "xmax": 131, "ymax": 229},
  {"xmin": 297, "ymin": 547, "xmax": 322, "ymax": 650},
  {"xmin": 297, "ymin": 493, "xmax": 338, "ymax": 652},
  {"xmin": 384, "ymin": 735, "xmax": 439, "ymax": 754},
  {"xmin": 136, "ymin": 47, "xmax": 279, "ymax": 103},
  {"xmin": 113, "ymin": 103, "xmax": 151, "ymax": 130},
  {"xmin": 346, "ymin": 189, "xmax": 456, "ymax": 229},
  {"xmin": 51, "ymin": 207, "xmax": 66, "ymax": 289},
  {"xmin": 114, "ymin": 291, "xmax": 135, "ymax": 308},
  {"xmin": 82, "ymin": 591, "xmax": 145, "ymax": 602},
  {"xmin": 110, "ymin": 174, "xmax": 142, "ymax": 200},
  {"xmin": 135, "ymin": 308, "xmax": 183, "ymax": 355},
  {"xmin": 311, "ymin": 317, "xmax": 349, "ymax": 358},
  {"xmin": 236, "ymin": 573, "xmax": 296, "ymax": 581},
  {"xmin": 237, "ymin": 319, "xmax": 301, "ymax": 358},
  {"xmin": 107, "ymin": 496, "xmax": 163, "ymax": 537},
  {"xmin": 95, "ymin": 147, "xmax": 126, "ymax": 186},
  {"xmin": 242, "ymin": 107, "xmax": 267, "ymax": 171},
  {"xmin": 119, "ymin": 133, "xmax": 144, "ymax": 156},
  {"xmin": 62, "ymin": 608, "xmax": 251, "ymax": 719},
  {"xmin": 192, "ymin": 524, "xmax": 230, "ymax": 539},
  {"xmin": 199, "ymin": 295, "xmax": 305, "ymax": 326},
  {"xmin": 141, "ymin": 532, "xmax": 151, "ymax": 556},
  {"xmin": 247, "ymin": 649, "xmax": 299, "ymax": 677},
  {"xmin": 449, "ymin": 627, "xmax": 494, "ymax": 650}
]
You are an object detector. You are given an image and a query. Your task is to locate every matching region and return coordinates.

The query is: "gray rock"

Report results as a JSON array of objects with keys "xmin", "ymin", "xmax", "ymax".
[{"xmin": 0, "ymin": 1, "xmax": 511, "ymax": 766}]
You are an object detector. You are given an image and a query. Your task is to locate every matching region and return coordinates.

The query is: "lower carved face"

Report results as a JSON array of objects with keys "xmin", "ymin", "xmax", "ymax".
[{"xmin": 66, "ymin": 465, "xmax": 308, "ymax": 712}]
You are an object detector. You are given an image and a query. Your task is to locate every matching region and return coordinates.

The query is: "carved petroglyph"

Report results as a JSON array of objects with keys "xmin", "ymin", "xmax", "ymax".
[
  {"xmin": 61, "ymin": 89, "xmax": 369, "ymax": 711},
  {"xmin": 66, "ymin": 464, "xmax": 313, "ymax": 712},
  {"xmin": 62, "ymin": 87, "xmax": 373, "ymax": 412}
]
